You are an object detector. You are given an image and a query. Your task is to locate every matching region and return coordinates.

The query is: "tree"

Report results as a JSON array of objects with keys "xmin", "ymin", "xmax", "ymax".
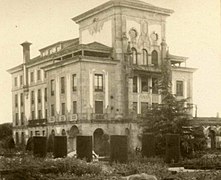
[
  {"xmin": 0, "ymin": 123, "xmax": 12, "ymax": 140},
  {"xmin": 142, "ymin": 59, "xmax": 204, "ymax": 156},
  {"xmin": 0, "ymin": 123, "xmax": 14, "ymax": 151}
]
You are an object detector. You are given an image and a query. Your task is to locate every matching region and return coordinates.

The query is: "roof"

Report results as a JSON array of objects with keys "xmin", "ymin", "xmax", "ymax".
[
  {"xmin": 7, "ymin": 64, "xmax": 23, "ymax": 74},
  {"xmin": 8, "ymin": 39, "xmax": 112, "ymax": 73},
  {"xmin": 167, "ymin": 53, "xmax": 188, "ymax": 64},
  {"xmin": 72, "ymin": 0, "xmax": 174, "ymax": 23},
  {"xmin": 39, "ymin": 38, "xmax": 79, "ymax": 52}
]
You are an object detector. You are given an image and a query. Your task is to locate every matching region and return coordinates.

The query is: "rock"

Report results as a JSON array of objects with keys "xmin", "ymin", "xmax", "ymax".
[{"xmin": 121, "ymin": 173, "xmax": 157, "ymax": 180}]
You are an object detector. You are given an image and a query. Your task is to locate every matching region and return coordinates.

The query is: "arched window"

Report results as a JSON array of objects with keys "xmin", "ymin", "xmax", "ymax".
[
  {"xmin": 131, "ymin": 48, "xmax": 138, "ymax": 65},
  {"xmin": 15, "ymin": 132, "xmax": 19, "ymax": 144},
  {"xmin": 151, "ymin": 50, "xmax": 158, "ymax": 66},
  {"xmin": 21, "ymin": 132, "xmax": 25, "ymax": 145},
  {"xmin": 142, "ymin": 49, "xmax": 148, "ymax": 65},
  {"xmin": 61, "ymin": 129, "xmax": 66, "ymax": 136}
]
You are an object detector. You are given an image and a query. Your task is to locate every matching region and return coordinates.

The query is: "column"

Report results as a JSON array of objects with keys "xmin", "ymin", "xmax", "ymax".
[
  {"xmin": 184, "ymin": 81, "xmax": 187, "ymax": 98},
  {"xmin": 34, "ymin": 69, "xmax": 37, "ymax": 83},
  {"xmin": 42, "ymin": 88, "xmax": 45, "ymax": 118},
  {"xmin": 18, "ymin": 93, "xmax": 21, "ymax": 122},
  {"xmin": 35, "ymin": 90, "xmax": 38, "ymax": 118},
  {"xmin": 41, "ymin": 69, "xmax": 44, "ymax": 81},
  {"xmin": 66, "ymin": 74, "xmax": 71, "ymax": 112},
  {"xmin": 89, "ymin": 69, "xmax": 94, "ymax": 108},
  {"xmin": 149, "ymin": 77, "xmax": 153, "ymax": 104},
  {"xmin": 172, "ymin": 80, "xmax": 176, "ymax": 95},
  {"xmin": 104, "ymin": 71, "xmax": 109, "ymax": 108},
  {"xmin": 24, "ymin": 92, "xmax": 31, "ymax": 120},
  {"xmin": 56, "ymin": 77, "xmax": 60, "ymax": 114}
]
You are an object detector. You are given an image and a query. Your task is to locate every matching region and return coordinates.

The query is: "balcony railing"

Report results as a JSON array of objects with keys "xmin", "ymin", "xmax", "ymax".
[
  {"xmin": 91, "ymin": 113, "xmax": 108, "ymax": 120},
  {"xmin": 28, "ymin": 119, "xmax": 47, "ymax": 127}
]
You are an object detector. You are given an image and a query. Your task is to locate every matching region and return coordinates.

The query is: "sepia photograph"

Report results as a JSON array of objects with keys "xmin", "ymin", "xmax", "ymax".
[{"xmin": 0, "ymin": 0, "xmax": 220, "ymax": 179}]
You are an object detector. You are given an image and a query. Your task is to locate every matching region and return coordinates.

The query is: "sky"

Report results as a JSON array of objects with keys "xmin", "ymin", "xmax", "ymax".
[{"xmin": 0, "ymin": 0, "xmax": 220, "ymax": 124}]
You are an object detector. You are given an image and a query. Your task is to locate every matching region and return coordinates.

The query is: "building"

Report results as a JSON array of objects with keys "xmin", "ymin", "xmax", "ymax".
[{"xmin": 7, "ymin": 0, "xmax": 195, "ymax": 154}]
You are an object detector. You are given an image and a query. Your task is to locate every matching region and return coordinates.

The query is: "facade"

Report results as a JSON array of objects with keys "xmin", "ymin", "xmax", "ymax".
[{"xmin": 8, "ymin": 0, "xmax": 195, "ymax": 154}]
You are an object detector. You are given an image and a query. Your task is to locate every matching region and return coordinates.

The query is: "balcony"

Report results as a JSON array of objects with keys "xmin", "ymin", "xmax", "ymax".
[
  {"xmin": 91, "ymin": 113, "xmax": 108, "ymax": 121},
  {"xmin": 59, "ymin": 115, "xmax": 66, "ymax": 121},
  {"xmin": 28, "ymin": 119, "xmax": 47, "ymax": 127},
  {"xmin": 132, "ymin": 64, "xmax": 161, "ymax": 74},
  {"xmin": 70, "ymin": 114, "xmax": 78, "ymax": 122}
]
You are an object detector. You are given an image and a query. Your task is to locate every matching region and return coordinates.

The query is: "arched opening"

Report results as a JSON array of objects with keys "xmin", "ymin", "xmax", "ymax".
[
  {"xmin": 69, "ymin": 125, "xmax": 79, "ymax": 151},
  {"xmin": 21, "ymin": 132, "xmax": 25, "ymax": 145},
  {"xmin": 209, "ymin": 130, "xmax": 216, "ymax": 149},
  {"xmin": 131, "ymin": 48, "xmax": 138, "ymax": 65},
  {"xmin": 51, "ymin": 129, "xmax": 55, "ymax": 136},
  {"xmin": 142, "ymin": 49, "xmax": 148, "ymax": 65},
  {"xmin": 47, "ymin": 129, "xmax": 55, "ymax": 152},
  {"xmin": 61, "ymin": 129, "xmax": 66, "ymax": 136},
  {"xmin": 15, "ymin": 132, "xmax": 19, "ymax": 145},
  {"xmin": 93, "ymin": 128, "xmax": 105, "ymax": 156},
  {"xmin": 151, "ymin": 50, "xmax": 158, "ymax": 66}
]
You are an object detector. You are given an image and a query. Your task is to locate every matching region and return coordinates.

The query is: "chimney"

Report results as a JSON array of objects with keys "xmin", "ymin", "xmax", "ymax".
[{"xmin": 21, "ymin": 41, "xmax": 32, "ymax": 63}]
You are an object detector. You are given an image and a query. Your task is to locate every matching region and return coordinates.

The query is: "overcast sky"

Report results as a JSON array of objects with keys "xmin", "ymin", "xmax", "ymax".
[{"xmin": 0, "ymin": 0, "xmax": 220, "ymax": 124}]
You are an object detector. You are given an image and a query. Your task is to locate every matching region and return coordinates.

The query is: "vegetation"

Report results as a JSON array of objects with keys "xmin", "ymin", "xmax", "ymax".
[
  {"xmin": 1, "ymin": 155, "xmax": 221, "ymax": 180},
  {"xmin": 0, "ymin": 123, "xmax": 14, "ymax": 152},
  {"xmin": 142, "ymin": 60, "xmax": 206, "ymax": 157}
]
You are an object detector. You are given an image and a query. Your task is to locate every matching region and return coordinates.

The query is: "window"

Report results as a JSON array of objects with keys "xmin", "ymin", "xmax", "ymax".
[
  {"xmin": 133, "ymin": 76, "xmax": 138, "ymax": 93},
  {"xmin": 31, "ymin": 91, "xmax": 34, "ymax": 104},
  {"xmin": 21, "ymin": 132, "xmax": 25, "ymax": 145},
  {"xmin": 42, "ymin": 130, "xmax": 45, "ymax": 136},
  {"xmin": 61, "ymin": 77, "xmax": 65, "ymax": 94},
  {"xmin": 73, "ymin": 101, "xmax": 77, "ymax": 114},
  {"xmin": 95, "ymin": 101, "xmax": 103, "ymax": 114},
  {"xmin": 15, "ymin": 113, "xmax": 19, "ymax": 125},
  {"xmin": 142, "ymin": 49, "xmax": 148, "ymax": 65},
  {"xmin": 51, "ymin": 104, "xmax": 55, "ymax": 116},
  {"xmin": 151, "ymin": 50, "xmax": 158, "ymax": 66},
  {"xmin": 45, "ymin": 88, "xmax": 47, "ymax": 101},
  {"xmin": 37, "ymin": 70, "xmax": 41, "ymax": 81},
  {"xmin": 72, "ymin": 74, "xmax": 77, "ymax": 91},
  {"xmin": 133, "ymin": 102, "xmax": 138, "ymax": 114},
  {"xmin": 152, "ymin": 78, "xmax": 158, "ymax": 94},
  {"xmin": 31, "ymin": 110, "xmax": 35, "ymax": 120},
  {"xmin": 61, "ymin": 129, "xmax": 66, "ymax": 136},
  {"xmin": 141, "ymin": 102, "xmax": 148, "ymax": 114},
  {"xmin": 20, "ymin": 93, "xmax": 23, "ymax": 106},
  {"xmin": 20, "ymin": 75, "xmax": 23, "ymax": 86},
  {"xmin": 15, "ymin": 132, "xmax": 19, "ymax": 144},
  {"xmin": 61, "ymin": 103, "xmax": 65, "ymax": 115},
  {"xmin": 51, "ymin": 79, "xmax": 55, "ymax": 96},
  {"xmin": 21, "ymin": 112, "xmax": 24, "ymax": 125},
  {"xmin": 30, "ymin": 131, "xmax": 33, "ymax": 137},
  {"xmin": 38, "ymin": 89, "xmax": 41, "ymax": 103},
  {"xmin": 141, "ymin": 76, "xmax": 149, "ymax": 92},
  {"xmin": 38, "ymin": 109, "xmax": 42, "ymax": 119},
  {"xmin": 132, "ymin": 48, "xmax": 137, "ymax": 65},
  {"xmin": 15, "ymin": 94, "xmax": 18, "ymax": 107},
  {"xmin": 30, "ymin": 72, "xmax": 34, "ymax": 82},
  {"xmin": 94, "ymin": 74, "xmax": 103, "ymax": 91},
  {"xmin": 14, "ymin": 77, "xmax": 17, "ymax": 87},
  {"xmin": 176, "ymin": 81, "xmax": 184, "ymax": 96},
  {"xmin": 45, "ymin": 109, "xmax": 48, "ymax": 119}
]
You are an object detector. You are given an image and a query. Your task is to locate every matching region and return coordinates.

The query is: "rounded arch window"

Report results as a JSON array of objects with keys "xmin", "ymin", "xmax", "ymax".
[
  {"xmin": 131, "ymin": 48, "xmax": 138, "ymax": 65},
  {"xmin": 61, "ymin": 129, "xmax": 66, "ymax": 136},
  {"xmin": 151, "ymin": 50, "xmax": 158, "ymax": 66},
  {"xmin": 142, "ymin": 49, "xmax": 148, "ymax": 65}
]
